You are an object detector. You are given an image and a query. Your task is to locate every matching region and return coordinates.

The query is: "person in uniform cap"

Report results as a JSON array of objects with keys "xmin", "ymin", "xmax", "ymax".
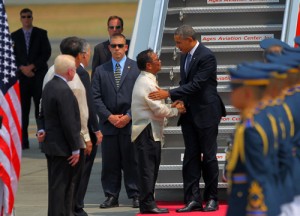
[
  {"xmin": 265, "ymin": 53, "xmax": 300, "ymax": 215},
  {"xmin": 269, "ymin": 54, "xmax": 300, "ymax": 216},
  {"xmin": 239, "ymin": 62, "xmax": 296, "ymax": 215},
  {"xmin": 226, "ymin": 66, "xmax": 282, "ymax": 216},
  {"xmin": 260, "ymin": 38, "xmax": 290, "ymax": 60}
]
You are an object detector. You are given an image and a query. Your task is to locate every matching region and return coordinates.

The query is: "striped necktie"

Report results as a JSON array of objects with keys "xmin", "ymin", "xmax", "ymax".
[{"xmin": 114, "ymin": 63, "xmax": 121, "ymax": 88}]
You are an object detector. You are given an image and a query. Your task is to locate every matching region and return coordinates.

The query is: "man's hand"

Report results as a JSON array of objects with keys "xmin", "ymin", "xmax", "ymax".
[
  {"xmin": 84, "ymin": 141, "xmax": 93, "ymax": 156},
  {"xmin": 172, "ymin": 100, "xmax": 186, "ymax": 114},
  {"xmin": 114, "ymin": 114, "xmax": 131, "ymax": 128},
  {"xmin": 95, "ymin": 131, "xmax": 103, "ymax": 145},
  {"xmin": 68, "ymin": 153, "xmax": 80, "ymax": 167},
  {"xmin": 20, "ymin": 65, "xmax": 35, "ymax": 77},
  {"xmin": 108, "ymin": 114, "xmax": 123, "ymax": 125},
  {"xmin": 36, "ymin": 131, "xmax": 46, "ymax": 143},
  {"xmin": 148, "ymin": 87, "xmax": 169, "ymax": 100}
]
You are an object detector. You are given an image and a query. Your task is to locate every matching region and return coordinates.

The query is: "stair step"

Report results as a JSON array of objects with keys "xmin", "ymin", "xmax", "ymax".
[
  {"xmin": 159, "ymin": 164, "xmax": 225, "ymax": 171},
  {"xmin": 161, "ymin": 65, "xmax": 236, "ymax": 73},
  {"xmin": 167, "ymin": 5, "xmax": 285, "ymax": 14},
  {"xmin": 155, "ymin": 182, "xmax": 228, "ymax": 189},
  {"xmin": 164, "ymin": 125, "xmax": 236, "ymax": 135},
  {"xmin": 161, "ymin": 44, "xmax": 262, "ymax": 53},
  {"xmin": 161, "ymin": 85, "xmax": 231, "ymax": 92},
  {"xmin": 164, "ymin": 24, "xmax": 282, "ymax": 33}
]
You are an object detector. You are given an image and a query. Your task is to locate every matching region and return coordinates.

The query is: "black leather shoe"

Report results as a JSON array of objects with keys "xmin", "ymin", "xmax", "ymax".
[
  {"xmin": 74, "ymin": 208, "xmax": 88, "ymax": 216},
  {"xmin": 176, "ymin": 201, "xmax": 203, "ymax": 213},
  {"xmin": 99, "ymin": 196, "xmax": 119, "ymax": 208},
  {"xmin": 203, "ymin": 199, "xmax": 219, "ymax": 212},
  {"xmin": 140, "ymin": 207, "xmax": 169, "ymax": 214},
  {"xmin": 132, "ymin": 197, "xmax": 139, "ymax": 208}
]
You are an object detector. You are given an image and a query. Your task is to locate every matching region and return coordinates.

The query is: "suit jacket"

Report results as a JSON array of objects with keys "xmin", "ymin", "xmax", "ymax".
[
  {"xmin": 170, "ymin": 42, "xmax": 226, "ymax": 128},
  {"xmin": 11, "ymin": 27, "xmax": 51, "ymax": 79},
  {"xmin": 39, "ymin": 76, "xmax": 81, "ymax": 156},
  {"xmin": 92, "ymin": 57, "xmax": 139, "ymax": 135},
  {"xmin": 76, "ymin": 65, "xmax": 99, "ymax": 143},
  {"xmin": 91, "ymin": 39, "xmax": 130, "ymax": 78}
]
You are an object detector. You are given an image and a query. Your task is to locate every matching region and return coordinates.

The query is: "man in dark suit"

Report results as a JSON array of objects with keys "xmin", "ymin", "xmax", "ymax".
[
  {"xmin": 92, "ymin": 33, "xmax": 139, "ymax": 209},
  {"xmin": 91, "ymin": 15, "xmax": 130, "ymax": 78},
  {"xmin": 11, "ymin": 8, "xmax": 51, "ymax": 149},
  {"xmin": 75, "ymin": 39, "xmax": 103, "ymax": 216},
  {"xmin": 37, "ymin": 54, "xmax": 81, "ymax": 216},
  {"xmin": 149, "ymin": 25, "xmax": 226, "ymax": 212}
]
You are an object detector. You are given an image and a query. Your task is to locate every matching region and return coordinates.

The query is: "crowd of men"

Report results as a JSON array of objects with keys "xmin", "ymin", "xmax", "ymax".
[{"xmin": 10, "ymin": 6, "xmax": 300, "ymax": 216}]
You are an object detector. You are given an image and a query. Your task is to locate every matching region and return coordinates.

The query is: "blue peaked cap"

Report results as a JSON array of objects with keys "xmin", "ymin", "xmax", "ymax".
[
  {"xmin": 239, "ymin": 62, "xmax": 291, "ymax": 75},
  {"xmin": 266, "ymin": 53, "xmax": 300, "ymax": 68},
  {"xmin": 281, "ymin": 51, "xmax": 300, "ymax": 62},
  {"xmin": 283, "ymin": 46, "xmax": 300, "ymax": 55},
  {"xmin": 228, "ymin": 66, "xmax": 270, "ymax": 86},
  {"xmin": 260, "ymin": 38, "xmax": 290, "ymax": 49}
]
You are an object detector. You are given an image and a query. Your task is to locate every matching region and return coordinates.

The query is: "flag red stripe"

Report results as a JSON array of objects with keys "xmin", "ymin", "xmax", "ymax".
[
  {"xmin": 5, "ymin": 88, "xmax": 21, "ymax": 178},
  {"xmin": 0, "ymin": 103, "xmax": 20, "ymax": 180},
  {"xmin": 0, "ymin": 164, "xmax": 14, "ymax": 214},
  {"xmin": 0, "ymin": 110, "xmax": 12, "ymax": 162},
  {"xmin": 7, "ymin": 84, "xmax": 22, "ymax": 140}
]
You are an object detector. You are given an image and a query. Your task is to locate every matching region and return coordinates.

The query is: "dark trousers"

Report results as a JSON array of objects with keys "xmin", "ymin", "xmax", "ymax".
[
  {"xmin": 75, "ymin": 139, "xmax": 98, "ymax": 213},
  {"xmin": 101, "ymin": 134, "xmax": 139, "ymax": 199},
  {"xmin": 181, "ymin": 114, "xmax": 219, "ymax": 203},
  {"xmin": 46, "ymin": 154, "xmax": 76, "ymax": 216},
  {"xmin": 134, "ymin": 124, "xmax": 161, "ymax": 210},
  {"xmin": 20, "ymin": 75, "xmax": 43, "ymax": 148},
  {"xmin": 73, "ymin": 149, "xmax": 86, "ymax": 214}
]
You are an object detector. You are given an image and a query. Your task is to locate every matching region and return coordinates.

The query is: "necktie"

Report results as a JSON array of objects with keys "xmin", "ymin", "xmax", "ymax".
[
  {"xmin": 114, "ymin": 63, "xmax": 121, "ymax": 88},
  {"xmin": 25, "ymin": 31, "xmax": 31, "ymax": 53},
  {"xmin": 185, "ymin": 53, "xmax": 192, "ymax": 75}
]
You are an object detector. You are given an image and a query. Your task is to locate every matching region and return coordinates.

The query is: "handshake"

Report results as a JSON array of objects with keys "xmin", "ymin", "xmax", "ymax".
[{"xmin": 171, "ymin": 100, "xmax": 186, "ymax": 114}]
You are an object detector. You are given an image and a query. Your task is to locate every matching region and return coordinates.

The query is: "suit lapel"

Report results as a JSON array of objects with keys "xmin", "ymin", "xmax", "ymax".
[
  {"xmin": 180, "ymin": 54, "xmax": 187, "ymax": 83},
  {"xmin": 27, "ymin": 27, "xmax": 36, "ymax": 55},
  {"xmin": 186, "ymin": 44, "xmax": 201, "ymax": 78},
  {"xmin": 118, "ymin": 59, "xmax": 130, "ymax": 89},
  {"xmin": 107, "ymin": 61, "xmax": 118, "ymax": 91},
  {"xmin": 103, "ymin": 40, "xmax": 111, "ymax": 59},
  {"xmin": 18, "ymin": 29, "xmax": 27, "ymax": 55}
]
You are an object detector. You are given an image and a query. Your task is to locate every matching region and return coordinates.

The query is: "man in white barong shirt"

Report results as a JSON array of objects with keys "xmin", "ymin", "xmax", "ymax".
[{"xmin": 131, "ymin": 49, "xmax": 185, "ymax": 214}]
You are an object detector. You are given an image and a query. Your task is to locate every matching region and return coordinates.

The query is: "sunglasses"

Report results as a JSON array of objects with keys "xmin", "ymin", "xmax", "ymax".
[
  {"xmin": 108, "ymin": 26, "xmax": 121, "ymax": 30},
  {"xmin": 21, "ymin": 15, "xmax": 32, "ymax": 19},
  {"xmin": 110, "ymin": 44, "xmax": 125, "ymax": 48}
]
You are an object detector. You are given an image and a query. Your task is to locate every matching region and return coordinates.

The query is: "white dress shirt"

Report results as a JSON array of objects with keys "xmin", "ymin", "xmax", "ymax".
[
  {"xmin": 68, "ymin": 73, "xmax": 90, "ymax": 148},
  {"xmin": 42, "ymin": 65, "xmax": 55, "ymax": 89},
  {"xmin": 131, "ymin": 71, "xmax": 178, "ymax": 142}
]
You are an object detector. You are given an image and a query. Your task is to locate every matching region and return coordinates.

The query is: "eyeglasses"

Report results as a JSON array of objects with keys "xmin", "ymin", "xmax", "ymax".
[
  {"xmin": 110, "ymin": 44, "xmax": 125, "ymax": 48},
  {"xmin": 108, "ymin": 26, "xmax": 121, "ymax": 30},
  {"xmin": 21, "ymin": 15, "xmax": 32, "ymax": 19}
]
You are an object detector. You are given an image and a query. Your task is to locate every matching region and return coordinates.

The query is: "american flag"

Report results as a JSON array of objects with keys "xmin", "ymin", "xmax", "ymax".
[{"xmin": 0, "ymin": 0, "xmax": 22, "ymax": 215}]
